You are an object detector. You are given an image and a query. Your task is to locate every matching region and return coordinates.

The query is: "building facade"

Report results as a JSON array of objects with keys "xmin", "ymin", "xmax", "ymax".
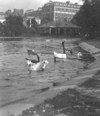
[
  {"xmin": 25, "ymin": 8, "xmax": 42, "ymax": 26},
  {"xmin": 41, "ymin": 1, "xmax": 81, "ymax": 24}
]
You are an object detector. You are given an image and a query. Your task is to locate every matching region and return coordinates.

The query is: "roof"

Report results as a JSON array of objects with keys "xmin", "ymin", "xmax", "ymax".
[
  {"xmin": 39, "ymin": 22, "xmax": 56, "ymax": 28},
  {"xmin": 39, "ymin": 21, "xmax": 81, "ymax": 28}
]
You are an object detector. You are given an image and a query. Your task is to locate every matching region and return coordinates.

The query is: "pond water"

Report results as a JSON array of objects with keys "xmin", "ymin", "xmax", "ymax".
[{"xmin": 0, "ymin": 37, "xmax": 84, "ymax": 116}]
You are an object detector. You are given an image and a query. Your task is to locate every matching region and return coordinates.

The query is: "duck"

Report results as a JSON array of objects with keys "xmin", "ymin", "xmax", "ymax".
[{"xmin": 26, "ymin": 58, "xmax": 49, "ymax": 72}]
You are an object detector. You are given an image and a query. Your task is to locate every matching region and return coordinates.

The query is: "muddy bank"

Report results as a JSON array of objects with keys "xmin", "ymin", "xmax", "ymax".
[{"xmin": 20, "ymin": 88, "xmax": 100, "ymax": 116}]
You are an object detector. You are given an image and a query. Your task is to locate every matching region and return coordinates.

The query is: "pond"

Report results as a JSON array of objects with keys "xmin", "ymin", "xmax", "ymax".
[{"xmin": 0, "ymin": 37, "xmax": 84, "ymax": 116}]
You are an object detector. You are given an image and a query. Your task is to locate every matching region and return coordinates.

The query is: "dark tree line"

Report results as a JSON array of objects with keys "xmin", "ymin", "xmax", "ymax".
[
  {"xmin": 72, "ymin": 0, "xmax": 100, "ymax": 39},
  {"xmin": 0, "ymin": 15, "xmax": 38, "ymax": 36}
]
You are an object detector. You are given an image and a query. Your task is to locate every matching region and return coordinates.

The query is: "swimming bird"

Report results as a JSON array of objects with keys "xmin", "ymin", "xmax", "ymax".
[
  {"xmin": 53, "ymin": 40, "xmax": 68, "ymax": 62},
  {"xmin": 26, "ymin": 58, "xmax": 49, "ymax": 72},
  {"xmin": 53, "ymin": 51, "xmax": 67, "ymax": 62}
]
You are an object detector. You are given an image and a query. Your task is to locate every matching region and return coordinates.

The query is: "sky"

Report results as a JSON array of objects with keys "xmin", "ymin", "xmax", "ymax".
[{"xmin": 0, "ymin": 0, "xmax": 83, "ymax": 12}]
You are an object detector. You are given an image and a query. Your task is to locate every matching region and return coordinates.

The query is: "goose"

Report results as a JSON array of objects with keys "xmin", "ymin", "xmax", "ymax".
[
  {"xmin": 26, "ymin": 58, "xmax": 49, "ymax": 72},
  {"xmin": 54, "ymin": 51, "xmax": 67, "ymax": 62},
  {"xmin": 53, "ymin": 40, "xmax": 68, "ymax": 62}
]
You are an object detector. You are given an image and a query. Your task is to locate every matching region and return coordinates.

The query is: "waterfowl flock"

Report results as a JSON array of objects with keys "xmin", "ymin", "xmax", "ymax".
[{"xmin": 25, "ymin": 39, "xmax": 85, "ymax": 73}]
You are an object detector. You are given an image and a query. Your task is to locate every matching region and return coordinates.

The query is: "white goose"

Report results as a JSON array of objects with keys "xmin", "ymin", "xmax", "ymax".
[
  {"xmin": 54, "ymin": 51, "xmax": 67, "ymax": 61},
  {"xmin": 53, "ymin": 40, "xmax": 67, "ymax": 62},
  {"xmin": 26, "ymin": 58, "xmax": 49, "ymax": 72}
]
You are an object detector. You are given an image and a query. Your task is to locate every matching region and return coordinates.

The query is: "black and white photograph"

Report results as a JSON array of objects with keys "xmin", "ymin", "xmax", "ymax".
[{"xmin": 0, "ymin": 0, "xmax": 100, "ymax": 116}]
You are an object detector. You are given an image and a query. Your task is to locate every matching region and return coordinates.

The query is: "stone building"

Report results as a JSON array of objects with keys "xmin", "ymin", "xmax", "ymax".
[
  {"xmin": 25, "ymin": 8, "xmax": 41, "ymax": 26},
  {"xmin": 25, "ymin": 1, "xmax": 81, "ymax": 25},
  {"xmin": 41, "ymin": 1, "xmax": 81, "ymax": 24}
]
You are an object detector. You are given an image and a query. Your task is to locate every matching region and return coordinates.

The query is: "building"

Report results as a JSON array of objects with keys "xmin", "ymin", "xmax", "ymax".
[
  {"xmin": 41, "ymin": 1, "xmax": 81, "ymax": 24},
  {"xmin": 25, "ymin": 8, "xmax": 41, "ymax": 26},
  {"xmin": 0, "ymin": 12, "xmax": 5, "ymax": 23},
  {"xmin": 39, "ymin": 20, "xmax": 81, "ymax": 37}
]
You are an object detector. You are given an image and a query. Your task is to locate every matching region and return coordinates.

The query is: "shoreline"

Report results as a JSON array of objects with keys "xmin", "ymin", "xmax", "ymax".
[
  {"xmin": 1, "ymin": 39, "xmax": 100, "ymax": 116},
  {"xmin": 19, "ymin": 41, "xmax": 100, "ymax": 116}
]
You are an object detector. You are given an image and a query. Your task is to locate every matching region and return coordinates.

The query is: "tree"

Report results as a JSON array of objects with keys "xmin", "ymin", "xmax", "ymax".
[
  {"xmin": 72, "ymin": 0, "xmax": 100, "ymax": 39},
  {"xmin": 4, "ymin": 15, "xmax": 25, "ymax": 36},
  {"xmin": 26, "ymin": 19, "xmax": 30, "ymax": 28},
  {"xmin": 24, "ymin": 18, "xmax": 38, "ymax": 36},
  {"xmin": 31, "ymin": 18, "xmax": 38, "ymax": 32},
  {"xmin": 0, "ymin": 22, "xmax": 4, "ymax": 36}
]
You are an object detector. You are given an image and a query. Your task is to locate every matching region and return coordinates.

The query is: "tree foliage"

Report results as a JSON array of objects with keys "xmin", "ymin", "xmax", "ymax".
[
  {"xmin": 0, "ymin": 22, "xmax": 4, "ymax": 36},
  {"xmin": 4, "ymin": 15, "xmax": 24, "ymax": 36},
  {"xmin": 0, "ymin": 16, "xmax": 39, "ymax": 37},
  {"xmin": 31, "ymin": 18, "xmax": 38, "ymax": 30},
  {"xmin": 26, "ymin": 19, "xmax": 30, "ymax": 28},
  {"xmin": 72, "ymin": 0, "xmax": 100, "ymax": 39}
]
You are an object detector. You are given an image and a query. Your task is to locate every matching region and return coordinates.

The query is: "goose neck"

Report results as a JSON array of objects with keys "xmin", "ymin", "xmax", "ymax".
[{"xmin": 62, "ymin": 42, "xmax": 65, "ymax": 53}]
